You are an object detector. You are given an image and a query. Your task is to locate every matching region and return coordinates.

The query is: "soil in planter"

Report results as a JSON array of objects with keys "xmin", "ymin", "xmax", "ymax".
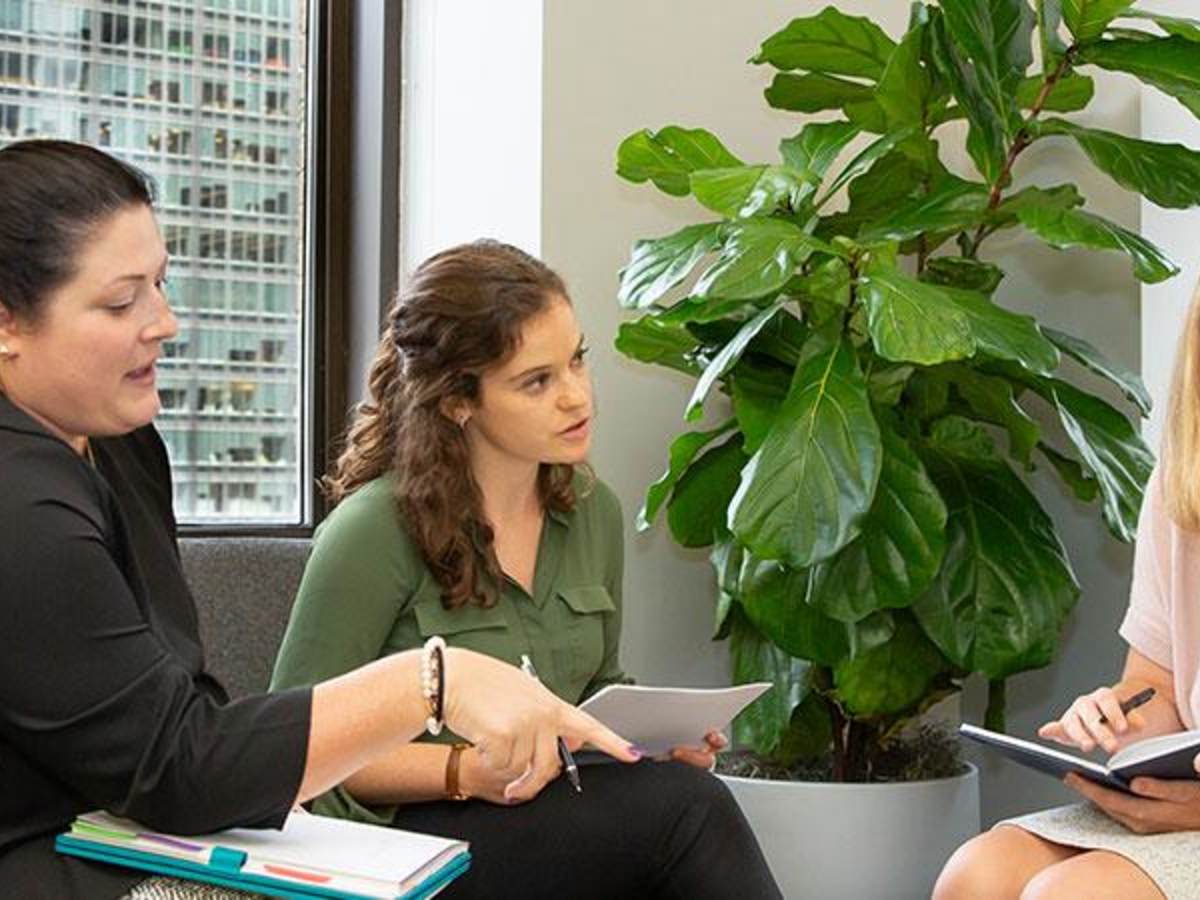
[{"xmin": 716, "ymin": 723, "xmax": 967, "ymax": 783}]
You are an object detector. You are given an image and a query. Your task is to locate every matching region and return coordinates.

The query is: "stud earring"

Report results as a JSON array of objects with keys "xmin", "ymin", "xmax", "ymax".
[
  {"xmin": 0, "ymin": 343, "xmax": 10, "ymax": 357},
  {"xmin": 457, "ymin": 416, "xmax": 469, "ymax": 429}
]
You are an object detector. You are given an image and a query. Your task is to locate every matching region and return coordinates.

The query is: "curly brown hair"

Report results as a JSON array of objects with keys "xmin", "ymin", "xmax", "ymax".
[{"xmin": 324, "ymin": 240, "xmax": 583, "ymax": 608}]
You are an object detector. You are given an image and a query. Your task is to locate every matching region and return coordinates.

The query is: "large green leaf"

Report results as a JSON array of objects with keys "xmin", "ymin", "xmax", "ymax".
[
  {"xmin": 921, "ymin": 257, "xmax": 1005, "ymax": 295},
  {"xmin": 753, "ymin": 8, "xmax": 897, "ymax": 79},
  {"xmin": 834, "ymin": 614, "xmax": 952, "ymax": 716},
  {"xmin": 1121, "ymin": 10, "xmax": 1200, "ymax": 43},
  {"xmin": 691, "ymin": 165, "xmax": 812, "ymax": 219},
  {"xmin": 1062, "ymin": 0, "xmax": 1136, "ymax": 41},
  {"xmin": 695, "ymin": 219, "xmax": 827, "ymax": 300},
  {"xmin": 912, "ymin": 417, "xmax": 1080, "ymax": 678},
  {"xmin": 1080, "ymin": 37, "xmax": 1200, "ymax": 117},
  {"xmin": 685, "ymin": 301, "xmax": 786, "ymax": 422},
  {"xmin": 804, "ymin": 422, "xmax": 947, "ymax": 622},
  {"xmin": 779, "ymin": 121, "xmax": 861, "ymax": 182},
  {"xmin": 739, "ymin": 557, "xmax": 852, "ymax": 666},
  {"xmin": 616, "ymin": 126, "xmax": 743, "ymax": 196},
  {"xmin": 655, "ymin": 295, "xmax": 762, "ymax": 327},
  {"xmin": 1015, "ymin": 72, "xmax": 1095, "ymax": 111},
  {"xmin": 729, "ymin": 607, "xmax": 812, "ymax": 753},
  {"xmin": 730, "ymin": 335, "xmax": 882, "ymax": 567},
  {"xmin": 617, "ymin": 223, "xmax": 722, "ymax": 310},
  {"xmin": 1035, "ymin": 117, "xmax": 1200, "ymax": 209},
  {"xmin": 764, "ymin": 72, "xmax": 874, "ymax": 112},
  {"xmin": 928, "ymin": 11, "xmax": 1008, "ymax": 183},
  {"xmin": 1048, "ymin": 379, "xmax": 1154, "ymax": 542},
  {"xmin": 1043, "ymin": 326, "xmax": 1151, "ymax": 415},
  {"xmin": 667, "ymin": 435, "xmax": 747, "ymax": 548},
  {"xmin": 943, "ymin": 287, "xmax": 1061, "ymax": 375},
  {"xmin": 1039, "ymin": 442, "xmax": 1101, "ymax": 503},
  {"xmin": 1039, "ymin": 0, "xmax": 1068, "ymax": 61},
  {"xmin": 952, "ymin": 366, "xmax": 1040, "ymax": 465},
  {"xmin": 614, "ymin": 316, "xmax": 700, "ymax": 376},
  {"xmin": 730, "ymin": 359, "xmax": 791, "ymax": 455},
  {"xmin": 1017, "ymin": 203, "xmax": 1180, "ymax": 283},
  {"xmin": 942, "ymin": 0, "xmax": 1035, "ymax": 98},
  {"xmin": 638, "ymin": 420, "xmax": 736, "ymax": 531},
  {"xmin": 859, "ymin": 176, "xmax": 990, "ymax": 242},
  {"xmin": 818, "ymin": 129, "xmax": 914, "ymax": 207},
  {"xmin": 874, "ymin": 17, "xmax": 930, "ymax": 128},
  {"xmin": 859, "ymin": 264, "xmax": 976, "ymax": 366},
  {"xmin": 991, "ymin": 183, "xmax": 1085, "ymax": 228}
]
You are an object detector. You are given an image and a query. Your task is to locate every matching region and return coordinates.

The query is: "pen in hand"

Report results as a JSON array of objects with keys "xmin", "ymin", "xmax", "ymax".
[
  {"xmin": 1098, "ymin": 687, "xmax": 1156, "ymax": 725},
  {"xmin": 519, "ymin": 654, "xmax": 582, "ymax": 794}
]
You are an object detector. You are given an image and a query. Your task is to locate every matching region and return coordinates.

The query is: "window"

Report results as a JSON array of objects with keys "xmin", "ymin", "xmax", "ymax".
[{"xmin": 0, "ymin": 0, "xmax": 347, "ymax": 530}]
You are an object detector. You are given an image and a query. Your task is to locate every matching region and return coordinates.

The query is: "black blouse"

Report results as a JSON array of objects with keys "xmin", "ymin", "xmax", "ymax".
[{"xmin": 0, "ymin": 395, "xmax": 312, "ymax": 897}]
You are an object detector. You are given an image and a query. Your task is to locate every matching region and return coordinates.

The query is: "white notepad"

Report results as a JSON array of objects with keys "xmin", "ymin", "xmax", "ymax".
[
  {"xmin": 57, "ymin": 810, "xmax": 470, "ymax": 899},
  {"xmin": 580, "ymin": 682, "xmax": 772, "ymax": 756}
]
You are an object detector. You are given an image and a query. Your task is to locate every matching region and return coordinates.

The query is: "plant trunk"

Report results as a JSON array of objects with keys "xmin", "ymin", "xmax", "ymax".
[{"xmin": 985, "ymin": 678, "xmax": 1007, "ymax": 732}]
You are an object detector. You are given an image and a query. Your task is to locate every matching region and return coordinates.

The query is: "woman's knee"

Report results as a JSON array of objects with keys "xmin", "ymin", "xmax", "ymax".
[
  {"xmin": 1019, "ymin": 852, "xmax": 1164, "ymax": 900},
  {"xmin": 934, "ymin": 827, "xmax": 1065, "ymax": 900}
]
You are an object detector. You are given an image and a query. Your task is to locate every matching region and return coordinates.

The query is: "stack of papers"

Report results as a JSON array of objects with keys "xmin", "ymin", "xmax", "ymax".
[{"xmin": 57, "ymin": 810, "xmax": 470, "ymax": 899}]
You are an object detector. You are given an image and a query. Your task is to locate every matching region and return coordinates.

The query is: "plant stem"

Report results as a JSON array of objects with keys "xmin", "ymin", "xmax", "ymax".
[
  {"xmin": 967, "ymin": 51, "xmax": 1074, "ymax": 255},
  {"xmin": 984, "ymin": 678, "xmax": 1007, "ymax": 731}
]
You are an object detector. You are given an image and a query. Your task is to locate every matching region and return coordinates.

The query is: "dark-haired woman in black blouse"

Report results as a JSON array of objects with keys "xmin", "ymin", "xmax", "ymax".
[{"xmin": 0, "ymin": 139, "xmax": 638, "ymax": 898}]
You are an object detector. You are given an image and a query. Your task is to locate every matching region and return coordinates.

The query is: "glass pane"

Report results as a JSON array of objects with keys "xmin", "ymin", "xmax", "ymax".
[{"xmin": 0, "ymin": 0, "xmax": 309, "ymax": 525}]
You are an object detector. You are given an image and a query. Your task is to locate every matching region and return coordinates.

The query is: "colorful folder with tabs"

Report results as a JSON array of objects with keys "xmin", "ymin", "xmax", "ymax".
[{"xmin": 56, "ymin": 810, "xmax": 470, "ymax": 899}]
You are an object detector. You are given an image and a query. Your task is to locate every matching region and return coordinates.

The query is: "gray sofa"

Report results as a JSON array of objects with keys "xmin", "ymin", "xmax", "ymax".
[{"xmin": 178, "ymin": 536, "xmax": 311, "ymax": 699}]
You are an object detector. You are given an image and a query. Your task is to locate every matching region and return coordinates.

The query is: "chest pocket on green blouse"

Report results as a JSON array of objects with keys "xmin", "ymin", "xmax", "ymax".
[
  {"xmin": 554, "ymin": 585, "xmax": 616, "ymax": 694},
  {"xmin": 413, "ymin": 594, "xmax": 510, "ymax": 662}
]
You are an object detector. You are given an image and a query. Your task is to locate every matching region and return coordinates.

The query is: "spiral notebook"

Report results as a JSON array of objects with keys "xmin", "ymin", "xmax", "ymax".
[{"xmin": 56, "ymin": 810, "xmax": 470, "ymax": 899}]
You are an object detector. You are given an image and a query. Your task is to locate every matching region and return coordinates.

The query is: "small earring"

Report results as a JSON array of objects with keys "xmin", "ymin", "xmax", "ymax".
[
  {"xmin": 457, "ymin": 416, "xmax": 469, "ymax": 429},
  {"xmin": 0, "ymin": 343, "xmax": 10, "ymax": 357}
]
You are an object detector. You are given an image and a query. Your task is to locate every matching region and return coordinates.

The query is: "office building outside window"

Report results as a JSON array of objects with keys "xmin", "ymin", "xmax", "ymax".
[{"xmin": 0, "ymin": 0, "xmax": 308, "ymax": 524}]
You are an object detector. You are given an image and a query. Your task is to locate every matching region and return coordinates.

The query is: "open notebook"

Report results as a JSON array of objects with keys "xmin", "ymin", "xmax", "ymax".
[
  {"xmin": 56, "ymin": 810, "xmax": 470, "ymax": 899},
  {"xmin": 960, "ymin": 723, "xmax": 1200, "ymax": 794}
]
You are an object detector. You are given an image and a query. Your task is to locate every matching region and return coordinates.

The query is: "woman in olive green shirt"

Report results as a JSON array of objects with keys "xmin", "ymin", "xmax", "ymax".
[{"xmin": 271, "ymin": 241, "xmax": 780, "ymax": 899}]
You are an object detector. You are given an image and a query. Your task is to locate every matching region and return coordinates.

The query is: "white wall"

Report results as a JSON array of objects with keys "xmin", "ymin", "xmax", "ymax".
[
  {"xmin": 400, "ymin": 0, "xmax": 543, "ymax": 271},
  {"xmin": 1140, "ymin": 0, "xmax": 1200, "ymax": 451}
]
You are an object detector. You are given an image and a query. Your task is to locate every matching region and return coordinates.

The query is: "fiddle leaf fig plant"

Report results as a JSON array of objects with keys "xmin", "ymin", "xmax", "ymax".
[{"xmin": 614, "ymin": 0, "xmax": 1196, "ymax": 781}]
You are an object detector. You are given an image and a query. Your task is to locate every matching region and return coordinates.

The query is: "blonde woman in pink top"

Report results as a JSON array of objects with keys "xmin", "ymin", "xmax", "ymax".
[{"xmin": 934, "ymin": 285, "xmax": 1200, "ymax": 900}]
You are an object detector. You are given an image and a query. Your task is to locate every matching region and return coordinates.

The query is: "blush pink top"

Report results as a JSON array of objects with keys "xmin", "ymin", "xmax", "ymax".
[{"xmin": 1119, "ymin": 468, "xmax": 1200, "ymax": 729}]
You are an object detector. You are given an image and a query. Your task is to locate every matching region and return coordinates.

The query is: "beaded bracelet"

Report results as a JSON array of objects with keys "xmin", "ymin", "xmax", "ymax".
[{"xmin": 420, "ymin": 635, "xmax": 447, "ymax": 735}]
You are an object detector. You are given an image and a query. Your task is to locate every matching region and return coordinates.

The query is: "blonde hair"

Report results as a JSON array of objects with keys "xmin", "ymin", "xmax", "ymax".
[{"xmin": 1163, "ymin": 278, "xmax": 1200, "ymax": 530}]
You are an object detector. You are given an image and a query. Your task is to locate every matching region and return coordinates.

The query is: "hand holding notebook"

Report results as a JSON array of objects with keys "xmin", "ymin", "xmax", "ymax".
[{"xmin": 960, "ymin": 723, "xmax": 1200, "ymax": 794}]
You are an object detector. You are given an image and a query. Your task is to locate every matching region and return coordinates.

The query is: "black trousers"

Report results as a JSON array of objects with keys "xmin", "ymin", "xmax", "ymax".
[{"xmin": 391, "ymin": 760, "xmax": 782, "ymax": 900}]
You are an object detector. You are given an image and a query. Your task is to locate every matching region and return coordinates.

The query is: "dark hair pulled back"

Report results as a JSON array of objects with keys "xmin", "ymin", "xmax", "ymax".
[{"xmin": 0, "ymin": 140, "xmax": 155, "ymax": 320}]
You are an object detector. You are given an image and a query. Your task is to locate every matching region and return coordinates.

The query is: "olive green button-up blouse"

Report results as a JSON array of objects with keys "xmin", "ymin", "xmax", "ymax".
[{"xmin": 269, "ymin": 473, "xmax": 629, "ymax": 824}]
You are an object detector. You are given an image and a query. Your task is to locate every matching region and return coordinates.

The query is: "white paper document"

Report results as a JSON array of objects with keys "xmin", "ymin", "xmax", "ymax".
[{"xmin": 579, "ymin": 682, "xmax": 772, "ymax": 756}]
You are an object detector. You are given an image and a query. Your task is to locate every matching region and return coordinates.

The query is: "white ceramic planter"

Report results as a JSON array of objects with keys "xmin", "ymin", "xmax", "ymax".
[{"xmin": 721, "ymin": 764, "xmax": 979, "ymax": 900}]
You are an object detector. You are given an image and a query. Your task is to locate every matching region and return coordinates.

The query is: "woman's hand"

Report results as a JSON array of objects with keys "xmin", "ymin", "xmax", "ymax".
[
  {"xmin": 1065, "ymin": 773, "xmax": 1200, "ymax": 834},
  {"xmin": 1037, "ymin": 686, "xmax": 1145, "ymax": 755},
  {"xmin": 440, "ymin": 648, "xmax": 639, "ymax": 802},
  {"xmin": 458, "ymin": 745, "xmax": 544, "ymax": 805},
  {"xmin": 669, "ymin": 730, "xmax": 727, "ymax": 770}
]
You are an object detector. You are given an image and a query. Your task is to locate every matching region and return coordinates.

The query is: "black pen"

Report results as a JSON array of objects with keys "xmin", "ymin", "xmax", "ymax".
[
  {"xmin": 520, "ymin": 654, "xmax": 583, "ymax": 794},
  {"xmin": 1098, "ymin": 687, "xmax": 1156, "ymax": 725}
]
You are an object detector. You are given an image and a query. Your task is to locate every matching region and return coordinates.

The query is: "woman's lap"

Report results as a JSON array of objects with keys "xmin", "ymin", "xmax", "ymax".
[{"xmin": 390, "ymin": 760, "xmax": 780, "ymax": 900}]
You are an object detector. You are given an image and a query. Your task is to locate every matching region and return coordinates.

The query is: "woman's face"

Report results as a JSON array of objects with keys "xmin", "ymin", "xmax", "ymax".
[
  {"xmin": 0, "ymin": 204, "xmax": 177, "ymax": 451},
  {"xmin": 466, "ymin": 295, "xmax": 593, "ymax": 468}
]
